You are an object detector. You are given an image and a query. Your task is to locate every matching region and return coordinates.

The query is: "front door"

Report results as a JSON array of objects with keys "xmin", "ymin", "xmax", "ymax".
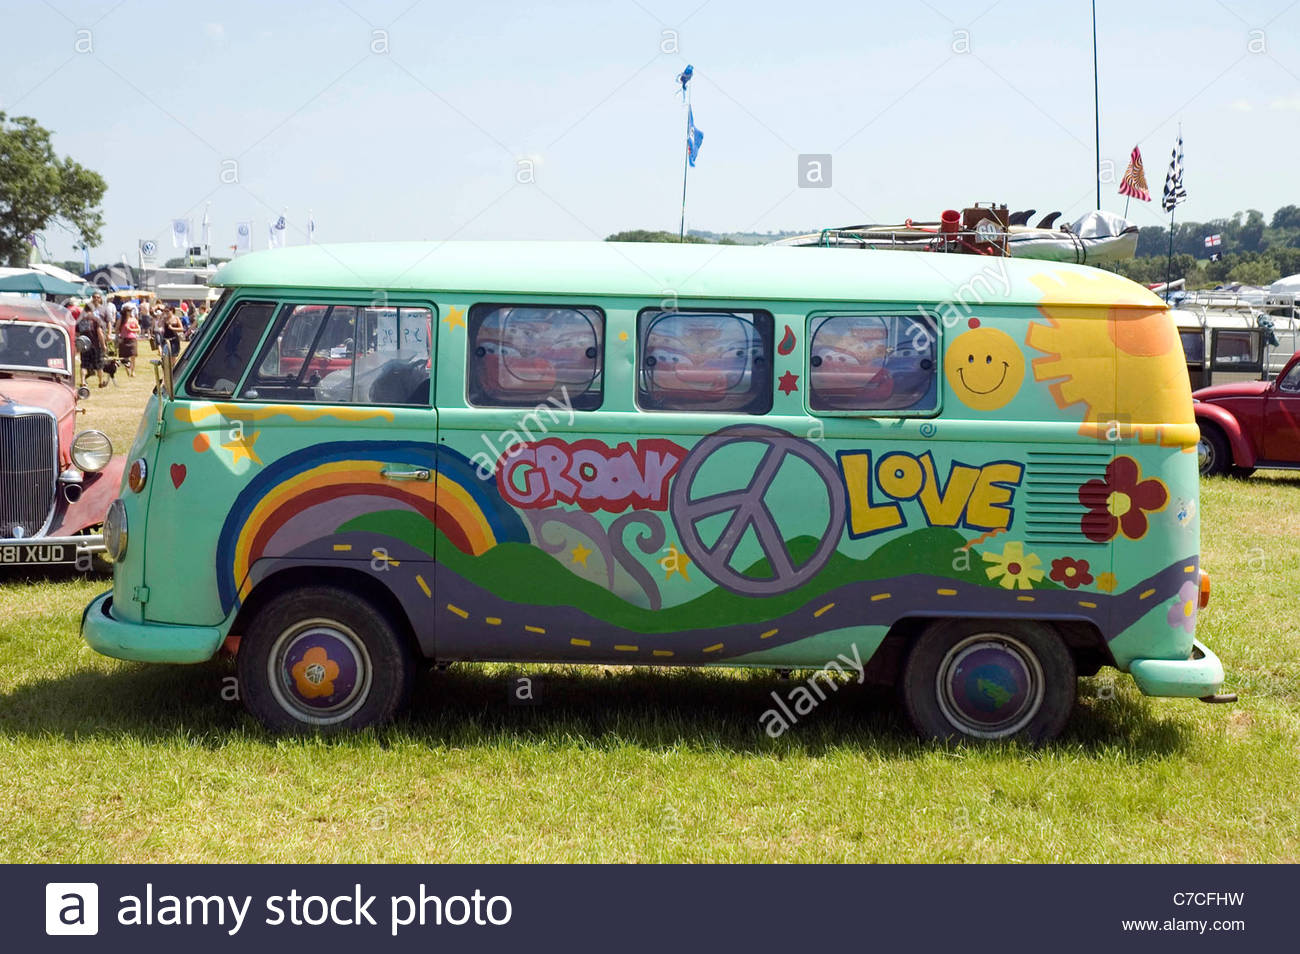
[
  {"xmin": 1263, "ymin": 357, "xmax": 1300, "ymax": 462},
  {"xmin": 140, "ymin": 296, "xmax": 438, "ymax": 629}
]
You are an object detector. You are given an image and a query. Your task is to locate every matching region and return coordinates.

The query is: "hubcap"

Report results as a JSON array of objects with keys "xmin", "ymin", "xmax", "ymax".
[
  {"xmin": 267, "ymin": 619, "xmax": 372, "ymax": 726},
  {"xmin": 935, "ymin": 634, "xmax": 1044, "ymax": 739},
  {"xmin": 1197, "ymin": 438, "xmax": 1212, "ymax": 473}
]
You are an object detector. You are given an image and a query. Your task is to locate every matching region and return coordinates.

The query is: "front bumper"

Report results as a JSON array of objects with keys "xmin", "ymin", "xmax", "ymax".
[
  {"xmin": 81, "ymin": 591, "xmax": 224, "ymax": 664},
  {"xmin": 1, "ymin": 534, "xmax": 105, "ymax": 567},
  {"xmin": 1128, "ymin": 638, "xmax": 1226, "ymax": 698}
]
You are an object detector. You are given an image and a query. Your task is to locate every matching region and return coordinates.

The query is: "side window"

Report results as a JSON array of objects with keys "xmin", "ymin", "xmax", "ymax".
[
  {"xmin": 1179, "ymin": 330, "xmax": 1205, "ymax": 364},
  {"xmin": 1279, "ymin": 362, "xmax": 1300, "ymax": 393},
  {"xmin": 467, "ymin": 305, "xmax": 603, "ymax": 410},
  {"xmin": 809, "ymin": 313, "xmax": 937, "ymax": 412},
  {"xmin": 186, "ymin": 300, "xmax": 276, "ymax": 397},
  {"xmin": 1211, "ymin": 329, "xmax": 1262, "ymax": 370},
  {"xmin": 241, "ymin": 303, "xmax": 431, "ymax": 406},
  {"xmin": 637, "ymin": 308, "xmax": 773, "ymax": 413}
]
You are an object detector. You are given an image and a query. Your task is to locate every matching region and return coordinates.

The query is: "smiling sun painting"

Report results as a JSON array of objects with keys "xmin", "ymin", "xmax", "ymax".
[{"xmin": 1024, "ymin": 271, "xmax": 1197, "ymax": 449}]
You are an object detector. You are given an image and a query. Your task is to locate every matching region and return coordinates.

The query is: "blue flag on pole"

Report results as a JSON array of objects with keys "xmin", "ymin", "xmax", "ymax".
[{"xmin": 686, "ymin": 107, "xmax": 703, "ymax": 167}]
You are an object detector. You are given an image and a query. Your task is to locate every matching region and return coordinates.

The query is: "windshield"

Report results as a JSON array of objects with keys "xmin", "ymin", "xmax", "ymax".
[{"xmin": 0, "ymin": 321, "xmax": 72, "ymax": 375}]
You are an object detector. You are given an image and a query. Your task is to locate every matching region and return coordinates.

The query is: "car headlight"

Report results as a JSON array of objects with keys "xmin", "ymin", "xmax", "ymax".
[
  {"xmin": 104, "ymin": 498, "xmax": 127, "ymax": 561},
  {"xmin": 71, "ymin": 430, "xmax": 113, "ymax": 472}
]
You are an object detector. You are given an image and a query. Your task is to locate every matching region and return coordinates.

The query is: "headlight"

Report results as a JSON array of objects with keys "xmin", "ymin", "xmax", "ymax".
[
  {"xmin": 71, "ymin": 430, "xmax": 113, "ymax": 472},
  {"xmin": 104, "ymin": 498, "xmax": 127, "ymax": 561}
]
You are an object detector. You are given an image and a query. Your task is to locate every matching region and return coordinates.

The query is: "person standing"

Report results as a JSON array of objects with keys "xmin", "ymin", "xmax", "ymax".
[
  {"xmin": 164, "ymin": 305, "xmax": 185, "ymax": 357},
  {"xmin": 118, "ymin": 303, "xmax": 140, "ymax": 377},
  {"xmin": 76, "ymin": 306, "xmax": 107, "ymax": 388}
]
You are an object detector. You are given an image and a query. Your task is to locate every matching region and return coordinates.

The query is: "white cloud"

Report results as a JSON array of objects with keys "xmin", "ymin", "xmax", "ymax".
[
  {"xmin": 203, "ymin": 22, "xmax": 225, "ymax": 41},
  {"xmin": 1230, "ymin": 98, "xmax": 1254, "ymax": 112},
  {"xmin": 1268, "ymin": 93, "xmax": 1300, "ymax": 111}
]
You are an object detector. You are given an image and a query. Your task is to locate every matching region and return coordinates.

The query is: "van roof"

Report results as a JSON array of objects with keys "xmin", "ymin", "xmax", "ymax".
[{"xmin": 212, "ymin": 240, "xmax": 1166, "ymax": 309}]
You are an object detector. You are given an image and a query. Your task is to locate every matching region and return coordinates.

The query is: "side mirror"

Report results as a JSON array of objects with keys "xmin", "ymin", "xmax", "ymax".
[{"xmin": 160, "ymin": 341, "xmax": 175, "ymax": 399}]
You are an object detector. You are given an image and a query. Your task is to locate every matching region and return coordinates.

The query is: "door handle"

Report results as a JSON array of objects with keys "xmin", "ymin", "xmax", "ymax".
[{"xmin": 380, "ymin": 468, "xmax": 432, "ymax": 481}]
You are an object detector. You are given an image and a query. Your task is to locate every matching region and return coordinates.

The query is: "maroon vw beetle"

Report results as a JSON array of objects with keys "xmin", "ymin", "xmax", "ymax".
[
  {"xmin": 0, "ymin": 298, "xmax": 124, "ymax": 569},
  {"xmin": 1194, "ymin": 349, "xmax": 1300, "ymax": 477}
]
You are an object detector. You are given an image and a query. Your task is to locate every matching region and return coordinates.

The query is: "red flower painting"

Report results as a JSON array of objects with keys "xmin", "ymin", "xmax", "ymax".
[
  {"xmin": 1079, "ymin": 456, "xmax": 1168, "ymax": 543},
  {"xmin": 1049, "ymin": 556, "xmax": 1094, "ymax": 589}
]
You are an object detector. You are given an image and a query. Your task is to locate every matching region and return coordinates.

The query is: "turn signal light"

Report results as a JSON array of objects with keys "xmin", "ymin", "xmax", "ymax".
[
  {"xmin": 1199, "ymin": 571, "xmax": 1211, "ymax": 609},
  {"xmin": 128, "ymin": 458, "xmax": 148, "ymax": 494}
]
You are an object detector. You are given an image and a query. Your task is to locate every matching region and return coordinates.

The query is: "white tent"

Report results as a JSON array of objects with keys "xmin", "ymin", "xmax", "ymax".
[{"xmin": 1270, "ymin": 273, "xmax": 1300, "ymax": 295}]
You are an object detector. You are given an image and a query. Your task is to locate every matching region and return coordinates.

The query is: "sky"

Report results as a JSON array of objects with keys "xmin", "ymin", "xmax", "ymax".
[{"xmin": 1, "ymin": 0, "xmax": 1297, "ymax": 263}]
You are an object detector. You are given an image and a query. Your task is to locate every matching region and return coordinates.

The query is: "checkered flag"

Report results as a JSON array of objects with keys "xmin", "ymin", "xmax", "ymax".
[{"xmin": 1162, "ymin": 134, "xmax": 1186, "ymax": 212}]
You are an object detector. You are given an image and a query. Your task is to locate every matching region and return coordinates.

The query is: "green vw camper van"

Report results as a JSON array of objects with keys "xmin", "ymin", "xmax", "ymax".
[{"xmin": 82, "ymin": 241, "xmax": 1228, "ymax": 741}]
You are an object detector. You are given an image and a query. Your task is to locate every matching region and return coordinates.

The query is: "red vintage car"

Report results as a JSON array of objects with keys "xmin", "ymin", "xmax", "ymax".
[
  {"xmin": 1194, "ymin": 349, "xmax": 1300, "ymax": 477},
  {"xmin": 0, "ymin": 298, "xmax": 124, "ymax": 569}
]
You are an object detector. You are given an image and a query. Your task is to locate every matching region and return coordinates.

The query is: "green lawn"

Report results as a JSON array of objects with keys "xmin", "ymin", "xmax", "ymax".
[{"xmin": 0, "ymin": 368, "xmax": 1296, "ymax": 861}]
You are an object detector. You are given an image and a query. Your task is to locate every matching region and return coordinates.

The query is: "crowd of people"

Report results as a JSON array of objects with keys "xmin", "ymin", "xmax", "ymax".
[{"xmin": 63, "ymin": 292, "xmax": 210, "ymax": 388}]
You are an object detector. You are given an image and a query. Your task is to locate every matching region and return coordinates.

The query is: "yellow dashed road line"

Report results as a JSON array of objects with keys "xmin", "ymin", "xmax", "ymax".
[
  {"xmin": 813, "ymin": 602, "xmax": 835, "ymax": 617},
  {"xmin": 524, "ymin": 625, "xmax": 546, "ymax": 634},
  {"xmin": 937, "ymin": 588, "xmax": 957, "ymax": 596},
  {"xmin": 614, "ymin": 644, "xmax": 638, "ymax": 652},
  {"xmin": 760, "ymin": 628, "xmax": 778, "ymax": 639},
  {"xmin": 1078, "ymin": 600, "xmax": 1098, "ymax": 609},
  {"xmin": 446, "ymin": 604, "xmax": 469, "ymax": 619},
  {"xmin": 332, "ymin": 544, "xmax": 352, "ymax": 552},
  {"xmin": 870, "ymin": 592, "xmax": 891, "ymax": 601},
  {"xmin": 1139, "ymin": 588, "xmax": 1156, "ymax": 600},
  {"xmin": 652, "ymin": 649, "xmax": 673, "ymax": 657},
  {"xmin": 485, "ymin": 617, "xmax": 501, "ymax": 626},
  {"xmin": 570, "ymin": 638, "xmax": 591, "ymax": 647},
  {"xmin": 703, "ymin": 643, "xmax": 723, "ymax": 653},
  {"xmin": 415, "ymin": 574, "xmax": 431, "ymax": 598}
]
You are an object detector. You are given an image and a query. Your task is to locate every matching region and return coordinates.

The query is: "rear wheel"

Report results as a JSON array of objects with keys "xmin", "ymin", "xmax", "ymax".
[
  {"xmin": 1197, "ymin": 424, "xmax": 1230, "ymax": 477},
  {"xmin": 901, "ymin": 619, "xmax": 1075, "ymax": 744},
  {"xmin": 237, "ymin": 585, "xmax": 414, "ymax": 732}
]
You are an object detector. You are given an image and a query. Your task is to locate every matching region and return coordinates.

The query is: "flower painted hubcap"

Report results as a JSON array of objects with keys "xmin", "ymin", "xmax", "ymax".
[
  {"xmin": 936, "ymin": 635, "xmax": 1045, "ymax": 738},
  {"xmin": 268, "ymin": 620, "xmax": 371, "ymax": 725}
]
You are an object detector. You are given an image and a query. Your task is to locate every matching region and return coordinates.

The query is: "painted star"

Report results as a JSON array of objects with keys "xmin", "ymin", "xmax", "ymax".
[
  {"xmin": 442, "ymin": 306, "xmax": 466, "ymax": 331},
  {"xmin": 660, "ymin": 544, "xmax": 691, "ymax": 581},
  {"xmin": 222, "ymin": 429, "xmax": 263, "ymax": 466},
  {"xmin": 778, "ymin": 370, "xmax": 799, "ymax": 396},
  {"xmin": 570, "ymin": 544, "xmax": 593, "ymax": 566}
]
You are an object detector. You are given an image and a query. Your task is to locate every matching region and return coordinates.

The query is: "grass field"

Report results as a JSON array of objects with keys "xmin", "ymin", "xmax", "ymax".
[{"xmin": 0, "ymin": 365, "xmax": 1296, "ymax": 862}]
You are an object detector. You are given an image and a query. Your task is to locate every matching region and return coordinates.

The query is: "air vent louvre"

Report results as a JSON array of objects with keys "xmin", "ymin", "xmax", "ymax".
[{"xmin": 1021, "ymin": 450, "xmax": 1111, "ymax": 545}]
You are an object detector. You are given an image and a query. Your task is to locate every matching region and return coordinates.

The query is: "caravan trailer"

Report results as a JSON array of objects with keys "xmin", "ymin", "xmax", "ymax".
[{"xmin": 1173, "ymin": 290, "xmax": 1300, "ymax": 389}]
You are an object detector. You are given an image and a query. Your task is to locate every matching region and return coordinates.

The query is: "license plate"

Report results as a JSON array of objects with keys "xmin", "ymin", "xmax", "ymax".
[{"xmin": 0, "ymin": 543, "xmax": 72, "ymax": 565}]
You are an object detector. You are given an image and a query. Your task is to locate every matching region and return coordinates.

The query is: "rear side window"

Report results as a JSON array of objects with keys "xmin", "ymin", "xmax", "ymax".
[
  {"xmin": 1179, "ymin": 330, "xmax": 1204, "ymax": 364},
  {"xmin": 240, "ymin": 303, "xmax": 432, "ymax": 406},
  {"xmin": 1211, "ymin": 329, "xmax": 1262, "ymax": 370},
  {"xmin": 637, "ymin": 308, "xmax": 773, "ymax": 413},
  {"xmin": 808, "ymin": 313, "xmax": 937, "ymax": 412},
  {"xmin": 467, "ymin": 304, "xmax": 603, "ymax": 410},
  {"xmin": 187, "ymin": 300, "xmax": 275, "ymax": 398}
]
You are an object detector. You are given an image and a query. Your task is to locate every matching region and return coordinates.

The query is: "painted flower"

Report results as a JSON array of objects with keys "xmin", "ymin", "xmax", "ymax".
[
  {"xmin": 1079, "ymin": 456, "xmax": 1169, "ymax": 542},
  {"xmin": 1095, "ymin": 572, "xmax": 1119, "ymax": 594},
  {"xmin": 291, "ymin": 646, "xmax": 340, "ymax": 699},
  {"xmin": 1049, "ymin": 556, "xmax": 1094, "ymax": 589},
  {"xmin": 1166, "ymin": 581, "xmax": 1199, "ymax": 634},
  {"xmin": 982, "ymin": 541, "xmax": 1044, "ymax": 590}
]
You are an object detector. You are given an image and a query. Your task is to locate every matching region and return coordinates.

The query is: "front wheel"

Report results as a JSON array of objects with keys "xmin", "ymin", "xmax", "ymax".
[
  {"xmin": 237, "ymin": 586, "xmax": 415, "ymax": 732},
  {"xmin": 901, "ymin": 619, "xmax": 1075, "ymax": 744}
]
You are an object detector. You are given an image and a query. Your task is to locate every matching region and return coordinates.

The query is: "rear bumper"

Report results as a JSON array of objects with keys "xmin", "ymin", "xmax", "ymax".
[
  {"xmin": 81, "ymin": 591, "xmax": 223, "ymax": 664},
  {"xmin": 1128, "ymin": 638, "xmax": 1226, "ymax": 698}
]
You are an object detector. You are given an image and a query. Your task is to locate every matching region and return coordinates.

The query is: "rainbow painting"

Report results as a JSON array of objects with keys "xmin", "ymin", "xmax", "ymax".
[{"xmin": 215, "ymin": 441, "xmax": 526, "ymax": 612}]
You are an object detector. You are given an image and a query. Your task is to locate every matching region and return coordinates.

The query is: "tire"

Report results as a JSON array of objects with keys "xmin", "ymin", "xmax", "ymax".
[
  {"xmin": 1197, "ymin": 424, "xmax": 1230, "ymax": 477},
  {"xmin": 237, "ymin": 585, "xmax": 414, "ymax": 732},
  {"xmin": 901, "ymin": 619, "xmax": 1075, "ymax": 744}
]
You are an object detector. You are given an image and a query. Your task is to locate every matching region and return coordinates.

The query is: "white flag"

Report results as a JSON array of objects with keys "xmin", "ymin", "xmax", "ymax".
[
  {"xmin": 201, "ymin": 206, "xmax": 211, "ymax": 248},
  {"xmin": 308, "ymin": 210, "xmax": 316, "ymax": 244},
  {"xmin": 138, "ymin": 239, "xmax": 158, "ymax": 266},
  {"xmin": 171, "ymin": 218, "xmax": 190, "ymax": 249},
  {"xmin": 235, "ymin": 220, "xmax": 252, "ymax": 253},
  {"xmin": 269, "ymin": 212, "xmax": 287, "ymax": 249}
]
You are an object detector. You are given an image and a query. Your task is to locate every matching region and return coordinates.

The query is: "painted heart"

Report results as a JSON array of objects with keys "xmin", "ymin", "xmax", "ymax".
[{"xmin": 170, "ymin": 463, "xmax": 187, "ymax": 488}]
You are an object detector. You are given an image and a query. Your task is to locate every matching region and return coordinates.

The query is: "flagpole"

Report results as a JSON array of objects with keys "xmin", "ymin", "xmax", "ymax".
[
  {"xmin": 1092, "ymin": 0, "xmax": 1101, "ymax": 210},
  {"xmin": 679, "ymin": 87, "xmax": 691, "ymax": 243},
  {"xmin": 1165, "ymin": 205, "xmax": 1176, "ymax": 303}
]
